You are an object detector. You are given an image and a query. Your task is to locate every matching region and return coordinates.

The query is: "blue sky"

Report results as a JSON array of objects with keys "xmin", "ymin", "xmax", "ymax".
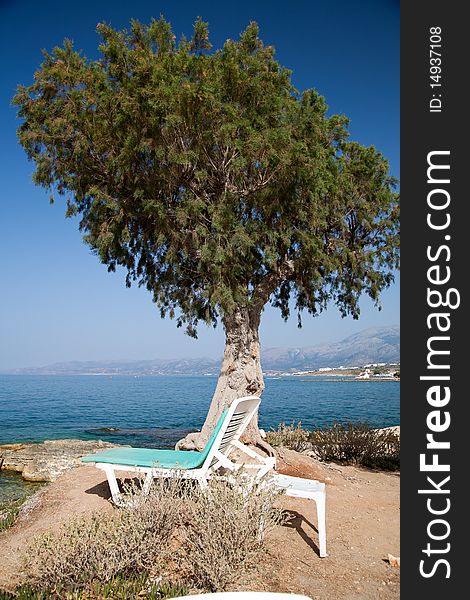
[{"xmin": 0, "ymin": 0, "xmax": 399, "ymax": 369}]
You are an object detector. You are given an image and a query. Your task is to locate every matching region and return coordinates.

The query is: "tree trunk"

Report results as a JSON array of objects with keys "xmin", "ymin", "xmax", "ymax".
[{"xmin": 175, "ymin": 305, "xmax": 273, "ymax": 455}]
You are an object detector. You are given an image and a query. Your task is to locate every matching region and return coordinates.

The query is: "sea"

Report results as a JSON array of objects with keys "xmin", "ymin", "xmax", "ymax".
[{"xmin": 0, "ymin": 374, "xmax": 399, "ymax": 502}]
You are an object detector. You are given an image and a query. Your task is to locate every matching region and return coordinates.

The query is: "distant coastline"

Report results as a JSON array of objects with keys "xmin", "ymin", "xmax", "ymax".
[{"xmin": 1, "ymin": 325, "xmax": 399, "ymax": 376}]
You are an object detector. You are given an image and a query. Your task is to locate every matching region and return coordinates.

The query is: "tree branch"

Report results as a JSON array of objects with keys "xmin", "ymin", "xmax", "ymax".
[{"xmin": 251, "ymin": 257, "xmax": 295, "ymax": 309}]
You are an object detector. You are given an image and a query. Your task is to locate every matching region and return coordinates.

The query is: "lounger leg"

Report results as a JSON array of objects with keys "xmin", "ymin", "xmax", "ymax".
[
  {"xmin": 103, "ymin": 465, "xmax": 123, "ymax": 506},
  {"xmin": 314, "ymin": 491, "xmax": 327, "ymax": 558},
  {"xmin": 142, "ymin": 471, "xmax": 153, "ymax": 496},
  {"xmin": 197, "ymin": 477, "xmax": 208, "ymax": 489}
]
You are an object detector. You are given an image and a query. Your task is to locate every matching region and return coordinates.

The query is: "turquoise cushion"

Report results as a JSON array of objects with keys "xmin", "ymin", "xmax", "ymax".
[
  {"xmin": 81, "ymin": 447, "xmax": 207, "ymax": 469},
  {"xmin": 81, "ymin": 408, "xmax": 229, "ymax": 470}
]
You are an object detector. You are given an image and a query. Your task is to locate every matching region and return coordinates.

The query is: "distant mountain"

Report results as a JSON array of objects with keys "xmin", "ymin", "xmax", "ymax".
[
  {"xmin": 3, "ymin": 325, "xmax": 399, "ymax": 375},
  {"xmin": 4, "ymin": 357, "xmax": 219, "ymax": 376},
  {"xmin": 262, "ymin": 325, "xmax": 400, "ymax": 371}
]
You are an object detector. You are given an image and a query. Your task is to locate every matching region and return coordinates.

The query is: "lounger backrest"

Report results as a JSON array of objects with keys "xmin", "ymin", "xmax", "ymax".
[
  {"xmin": 200, "ymin": 396, "xmax": 261, "ymax": 471},
  {"xmin": 198, "ymin": 407, "xmax": 230, "ymax": 461}
]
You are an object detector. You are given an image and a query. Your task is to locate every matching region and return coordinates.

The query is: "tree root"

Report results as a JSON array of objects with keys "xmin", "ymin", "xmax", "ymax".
[
  {"xmin": 175, "ymin": 431, "xmax": 205, "ymax": 452},
  {"xmin": 239, "ymin": 428, "xmax": 276, "ymax": 457},
  {"xmin": 253, "ymin": 436, "xmax": 276, "ymax": 458},
  {"xmin": 176, "ymin": 429, "xmax": 276, "ymax": 458}
]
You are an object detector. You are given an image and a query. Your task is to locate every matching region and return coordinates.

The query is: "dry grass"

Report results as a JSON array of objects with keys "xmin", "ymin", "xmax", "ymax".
[
  {"xmin": 266, "ymin": 422, "xmax": 310, "ymax": 452},
  {"xmin": 25, "ymin": 476, "xmax": 186, "ymax": 589},
  {"xmin": 182, "ymin": 474, "xmax": 284, "ymax": 591},
  {"xmin": 309, "ymin": 423, "xmax": 400, "ymax": 470},
  {"xmin": 21, "ymin": 471, "xmax": 283, "ymax": 596},
  {"xmin": 268, "ymin": 422, "xmax": 400, "ymax": 470}
]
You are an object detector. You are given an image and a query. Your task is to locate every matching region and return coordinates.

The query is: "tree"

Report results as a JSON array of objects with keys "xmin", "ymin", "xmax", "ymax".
[{"xmin": 13, "ymin": 17, "xmax": 399, "ymax": 453}]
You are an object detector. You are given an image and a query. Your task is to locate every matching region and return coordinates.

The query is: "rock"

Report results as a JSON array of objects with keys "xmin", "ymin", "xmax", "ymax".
[
  {"xmin": 387, "ymin": 553, "xmax": 400, "ymax": 568},
  {"xmin": 0, "ymin": 439, "xmax": 124, "ymax": 482},
  {"xmin": 275, "ymin": 447, "xmax": 328, "ymax": 481}
]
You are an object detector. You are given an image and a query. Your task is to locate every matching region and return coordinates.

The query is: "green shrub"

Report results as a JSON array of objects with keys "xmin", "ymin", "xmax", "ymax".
[
  {"xmin": 0, "ymin": 587, "xmax": 58, "ymax": 599},
  {"xmin": 0, "ymin": 577, "xmax": 187, "ymax": 599},
  {"xmin": 0, "ymin": 498, "xmax": 25, "ymax": 532}
]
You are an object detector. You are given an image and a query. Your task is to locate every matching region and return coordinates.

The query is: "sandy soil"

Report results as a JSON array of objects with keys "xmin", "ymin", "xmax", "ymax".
[{"xmin": 0, "ymin": 450, "xmax": 399, "ymax": 599}]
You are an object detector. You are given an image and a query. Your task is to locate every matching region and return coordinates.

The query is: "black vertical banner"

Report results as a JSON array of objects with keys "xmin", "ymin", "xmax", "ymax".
[{"xmin": 401, "ymin": 1, "xmax": 466, "ymax": 598}]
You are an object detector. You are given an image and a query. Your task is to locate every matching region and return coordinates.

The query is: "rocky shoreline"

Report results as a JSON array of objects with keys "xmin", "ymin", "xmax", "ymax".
[
  {"xmin": 0, "ymin": 426, "xmax": 399, "ymax": 483},
  {"xmin": 0, "ymin": 440, "xmax": 121, "ymax": 482}
]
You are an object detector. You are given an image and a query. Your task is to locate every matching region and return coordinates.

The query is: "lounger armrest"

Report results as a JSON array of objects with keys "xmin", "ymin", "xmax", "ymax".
[
  {"xmin": 232, "ymin": 440, "xmax": 277, "ymax": 466},
  {"xmin": 231, "ymin": 439, "xmax": 276, "ymax": 478},
  {"xmin": 212, "ymin": 450, "xmax": 241, "ymax": 471}
]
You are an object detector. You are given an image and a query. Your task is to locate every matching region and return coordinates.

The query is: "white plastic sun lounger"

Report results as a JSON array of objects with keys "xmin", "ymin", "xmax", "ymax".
[
  {"xmin": 269, "ymin": 473, "xmax": 326, "ymax": 557},
  {"xmin": 81, "ymin": 396, "xmax": 273, "ymax": 504},
  {"xmin": 171, "ymin": 594, "xmax": 312, "ymax": 600},
  {"xmin": 81, "ymin": 395, "xmax": 327, "ymax": 557}
]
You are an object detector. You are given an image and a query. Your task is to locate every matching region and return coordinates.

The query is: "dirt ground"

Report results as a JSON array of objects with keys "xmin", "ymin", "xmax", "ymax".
[{"xmin": 0, "ymin": 449, "xmax": 399, "ymax": 600}]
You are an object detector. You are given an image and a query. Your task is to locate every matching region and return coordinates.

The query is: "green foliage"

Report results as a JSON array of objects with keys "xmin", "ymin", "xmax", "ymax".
[
  {"xmin": 14, "ymin": 18, "xmax": 399, "ymax": 335},
  {"xmin": 0, "ymin": 498, "xmax": 24, "ymax": 532},
  {"xmin": 0, "ymin": 577, "xmax": 187, "ymax": 599}
]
